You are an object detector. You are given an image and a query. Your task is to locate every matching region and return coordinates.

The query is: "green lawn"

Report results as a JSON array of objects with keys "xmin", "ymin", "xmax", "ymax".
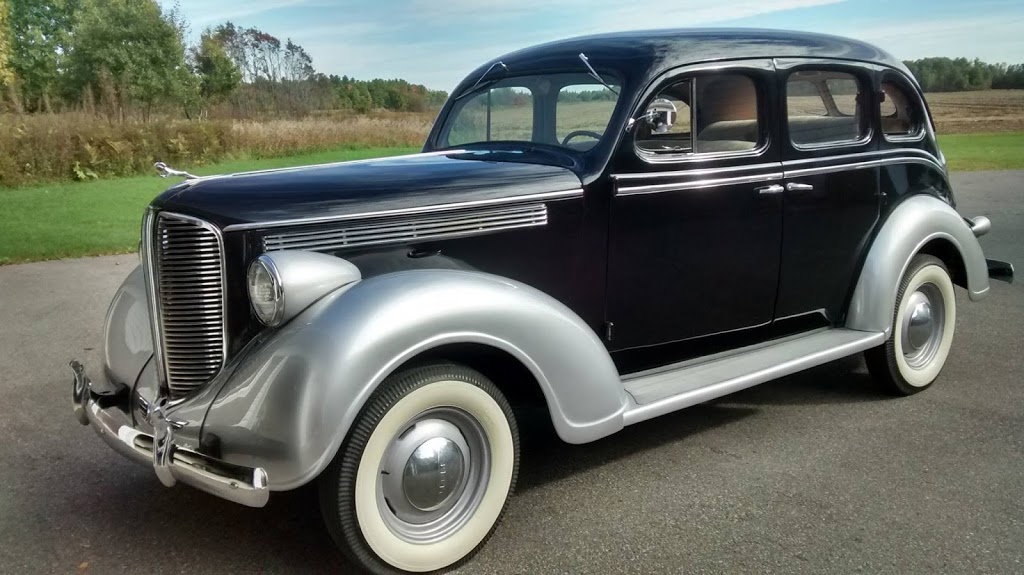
[
  {"xmin": 0, "ymin": 147, "xmax": 418, "ymax": 264},
  {"xmin": 938, "ymin": 132, "xmax": 1024, "ymax": 171},
  {"xmin": 1, "ymin": 132, "xmax": 1022, "ymax": 264}
]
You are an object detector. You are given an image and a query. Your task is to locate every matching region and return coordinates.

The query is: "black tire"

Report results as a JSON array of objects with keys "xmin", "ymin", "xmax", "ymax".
[
  {"xmin": 319, "ymin": 362, "xmax": 519, "ymax": 574},
  {"xmin": 865, "ymin": 254, "xmax": 957, "ymax": 395}
]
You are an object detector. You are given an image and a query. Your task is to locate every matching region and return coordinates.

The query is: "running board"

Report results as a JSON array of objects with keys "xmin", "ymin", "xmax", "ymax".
[{"xmin": 621, "ymin": 328, "xmax": 885, "ymax": 426}]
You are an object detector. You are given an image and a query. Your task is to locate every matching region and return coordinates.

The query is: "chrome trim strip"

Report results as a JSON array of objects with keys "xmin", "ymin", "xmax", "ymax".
[
  {"xmin": 230, "ymin": 149, "xmax": 468, "ymax": 178},
  {"xmin": 223, "ymin": 188, "xmax": 583, "ymax": 232},
  {"xmin": 616, "ymin": 172, "xmax": 783, "ymax": 196},
  {"xmin": 782, "ymin": 147, "xmax": 943, "ymax": 169},
  {"xmin": 612, "ymin": 161, "xmax": 776, "ymax": 181},
  {"xmin": 784, "ymin": 156, "xmax": 943, "ymax": 179},
  {"xmin": 263, "ymin": 204, "xmax": 548, "ymax": 253},
  {"xmin": 140, "ymin": 209, "xmax": 166, "ymax": 386}
]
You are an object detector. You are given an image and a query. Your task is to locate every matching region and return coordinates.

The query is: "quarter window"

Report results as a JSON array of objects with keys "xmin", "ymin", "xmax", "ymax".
[
  {"xmin": 786, "ymin": 70, "xmax": 867, "ymax": 146},
  {"xmin": 636, "ymin": 73, "xmax": 759, "ymax": 156},
  {"xmin": 880, "ymin": 79, "xmax": 921, "ymax": 137}
]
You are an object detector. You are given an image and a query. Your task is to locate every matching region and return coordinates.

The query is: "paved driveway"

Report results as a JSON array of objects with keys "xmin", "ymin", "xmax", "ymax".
[{"xmin": 0, "ymin": 172, "xmax": 1021, "ymax": 574}]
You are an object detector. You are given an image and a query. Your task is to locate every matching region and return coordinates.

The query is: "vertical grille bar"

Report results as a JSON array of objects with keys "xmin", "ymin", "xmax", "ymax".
[{"xmin": 150, "ymin": 212, "xmax": 227, "ymax": 399}]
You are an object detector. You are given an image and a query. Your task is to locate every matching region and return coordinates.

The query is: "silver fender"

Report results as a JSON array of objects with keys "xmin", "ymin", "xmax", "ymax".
[
  {"xmin": 103, "ymin": 265, "xmax": 153, "ymax": 388},
  {"xmin": 202, "ymin": 269, "xmax": 628, "ymax": 490},
  {"xmin": 846, "ymin": 194, "xmax": 990, "ymax": 335}
]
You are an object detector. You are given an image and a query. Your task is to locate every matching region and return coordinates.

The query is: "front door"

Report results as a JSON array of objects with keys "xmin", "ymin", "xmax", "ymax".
[{"xmin": 606, "ymin": 61, "xmax": 783, "ymax": 355}]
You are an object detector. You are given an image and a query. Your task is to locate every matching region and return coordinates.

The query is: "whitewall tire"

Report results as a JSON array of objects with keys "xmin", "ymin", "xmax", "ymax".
[
  {"xmin": 319, "ymin": 363, "xmax": 519, "ymax": 574},
  {"xmin": 865, "ymin": 254, "xmax": 957, "ymax": 395}
]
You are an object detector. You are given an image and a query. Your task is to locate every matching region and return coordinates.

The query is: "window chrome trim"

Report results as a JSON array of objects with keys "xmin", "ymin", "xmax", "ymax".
[
  {"xmin": 223, "ymin": 188, "xmax": 583, "ymax": 232},
  {"xmin": 616, "ymin": 172, "xmax": 783, "ymax": 196},
  {"xmin": 784, "ymin": 68, "xmax": 873, "ymax": 152},
  {"xmin": 612, "ymin": 161, "xmax": 778, "ymax": 181},
  {"xmin": 630, "ymin": 59, "xmax": 773, "ymax": 166}
]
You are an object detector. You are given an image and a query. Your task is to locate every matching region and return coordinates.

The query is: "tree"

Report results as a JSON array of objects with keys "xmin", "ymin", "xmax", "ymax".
[
  {"xmin": 0, "ymin": 0, "xmax": 14, "ymax": 90},
  {"xmin": 194, "ymin": 30, "xmax": 241, "ymax": 105},
  {"xmin": 66, "ymin": 0, "xmax": 191, "ymax": 119},
  {"xmin": 9, "ymin": 0, "xmax": 79, "ymax": 111}
]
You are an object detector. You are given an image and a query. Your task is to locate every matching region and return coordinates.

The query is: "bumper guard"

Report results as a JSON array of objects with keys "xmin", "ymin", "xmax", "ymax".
[{"xmin": 71, "ymin": 360, "xmax": 269, "ymax": 507}]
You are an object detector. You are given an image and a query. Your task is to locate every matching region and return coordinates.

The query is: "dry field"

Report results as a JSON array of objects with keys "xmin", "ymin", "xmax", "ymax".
[{"xmin": 925, "ymin": 90, "xmax": 1024, "ymax": 133}]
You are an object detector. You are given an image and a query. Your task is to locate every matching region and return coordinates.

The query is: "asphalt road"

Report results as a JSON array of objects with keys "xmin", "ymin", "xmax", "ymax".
[{"xmin": 1, "ymin": 171, "xmax": 1021, "ymax": 575}]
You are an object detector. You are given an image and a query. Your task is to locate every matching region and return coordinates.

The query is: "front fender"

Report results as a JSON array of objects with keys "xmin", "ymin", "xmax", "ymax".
[
  {"xmin": 202, "ymin": 270, "xmax": 628, "ymax": 491},
  {"xmin": 846, "ymin": 194, "xmax": 990, "ymax": 335}
]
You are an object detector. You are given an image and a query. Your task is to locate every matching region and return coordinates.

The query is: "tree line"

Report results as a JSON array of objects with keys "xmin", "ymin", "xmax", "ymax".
[
  {"xmin": 0, "ymin": 0, "xmax": 449, "ymax": 119},
  {"xmin": 903, "ymin": 57, "xmax": 1024, "ymax": 92}
]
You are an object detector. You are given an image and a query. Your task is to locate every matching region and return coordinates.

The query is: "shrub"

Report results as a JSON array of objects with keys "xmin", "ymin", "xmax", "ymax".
[{"xmin": 0, "ymin": 111, "xmax": 434, "ymax": 187}]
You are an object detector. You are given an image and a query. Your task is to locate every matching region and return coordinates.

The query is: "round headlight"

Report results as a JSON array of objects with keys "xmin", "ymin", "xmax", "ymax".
[{"xmin": 247, "ymin": 256, "xmax": 284, "ymax": 326}]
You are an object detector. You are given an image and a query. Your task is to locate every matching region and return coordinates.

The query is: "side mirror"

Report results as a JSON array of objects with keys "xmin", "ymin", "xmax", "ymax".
[{"xmin": 626, "ymin": 98, "xmax": 678, "ymax": 134}]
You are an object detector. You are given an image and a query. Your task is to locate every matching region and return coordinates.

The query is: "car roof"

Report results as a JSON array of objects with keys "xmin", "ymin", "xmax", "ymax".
[{"xmin": 454, "ymin": 28, "xmax": 912, "ymax": 95}]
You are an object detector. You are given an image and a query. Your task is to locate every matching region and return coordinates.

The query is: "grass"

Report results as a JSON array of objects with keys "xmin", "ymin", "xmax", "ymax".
[
  {"xmin": 0, "ymin": 147, "xmax": 418, "ymax": 264},
  {"xmin": 937, "ymin": 132, "xmax": 1024, "ymax": 171},
  {"xmin": 1, "ymin": 131, "xmax": 1022, "ymax": 265}
]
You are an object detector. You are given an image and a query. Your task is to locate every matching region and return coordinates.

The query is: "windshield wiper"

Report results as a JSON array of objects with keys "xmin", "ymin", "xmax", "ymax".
[
  {"xmin": 453, "ymin": 61, "xmax": 508, "ymax": 102},
  {"xmin": 579, "ymin": 53, "xmax": 619, "ymax": 96}
]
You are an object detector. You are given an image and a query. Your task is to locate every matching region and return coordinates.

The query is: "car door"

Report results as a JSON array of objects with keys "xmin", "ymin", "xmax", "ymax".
[
  {"xmin": 606, "ymin": 60, "xmax": 783, "ymax": 356},
  {"xmin": 776, "ymin": 60, "xmax": 882, "ymax": 327}
]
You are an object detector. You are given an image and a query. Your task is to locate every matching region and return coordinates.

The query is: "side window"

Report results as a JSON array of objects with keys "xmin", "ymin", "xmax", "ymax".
[
  {"xmin": 787, "ymin": 70, "xmax": 867, "ymax": 147},
  {"xmin": 448, "ymin": 87, "xmax": 533, "ymax": 145},
  {"xmin": 694, "ymin": 74, "xmax": 758, "ymax": 153},
  {"xmin": 880, "ymin": 79, "xmax": 921, "ymax": 137},
  {"xmin": 635, "ymin": 73, "xmax": 759, "ymax": 156},
  {"xmin": 556, "ymin": 84, "xmax": 618, "ymax": 149}
]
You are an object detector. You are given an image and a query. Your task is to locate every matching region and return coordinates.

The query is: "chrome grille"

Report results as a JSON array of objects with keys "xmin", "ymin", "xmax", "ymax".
[
  {"xmin": 152, "ymin": 212, "xmax": 226, "ymax": 399},
  {"xmin": 263, "ymin": 203, "xmax": 548, "ymax": 253}
]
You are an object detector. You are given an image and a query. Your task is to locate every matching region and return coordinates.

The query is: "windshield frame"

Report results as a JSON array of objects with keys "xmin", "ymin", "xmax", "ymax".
[{"xmin": 433, "ymin": 71, "xmax": 625, "ymax": 155}]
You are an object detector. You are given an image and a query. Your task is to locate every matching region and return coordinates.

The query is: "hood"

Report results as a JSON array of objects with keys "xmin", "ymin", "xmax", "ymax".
[{"xmin": 152, "ymin": 150, "xmax": 583, "ymax": 229}]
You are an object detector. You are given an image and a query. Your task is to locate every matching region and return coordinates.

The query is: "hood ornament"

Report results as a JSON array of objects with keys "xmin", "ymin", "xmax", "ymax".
[{"xmin": 154, "ymin": 162, "xmax": 198, "ymax": 180}]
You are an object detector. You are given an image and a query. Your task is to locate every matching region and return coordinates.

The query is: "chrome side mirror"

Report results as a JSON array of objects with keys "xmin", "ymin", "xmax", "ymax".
[{"xmin": 626, "ymin": 98, "xmax": 678, "ymax": 133}]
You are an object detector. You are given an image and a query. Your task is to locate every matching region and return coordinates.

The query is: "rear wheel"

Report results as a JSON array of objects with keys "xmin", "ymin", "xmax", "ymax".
[
  {"xmin": 319, "ymin": 363, "xmax": 519, "ymax": 574},
  {"xmin": 865, "ymin": 254, "xmax": 957, "ymax": 395}
]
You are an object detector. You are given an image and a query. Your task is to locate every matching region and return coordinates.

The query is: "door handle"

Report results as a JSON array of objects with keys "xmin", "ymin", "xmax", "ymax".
[
  {"xmin": 756, "ymin": 184, "xmax": 784, "ymax": 195},
  {"xmin": 786, "ymin": 182, "xmax": 814, "ymax": 192}
]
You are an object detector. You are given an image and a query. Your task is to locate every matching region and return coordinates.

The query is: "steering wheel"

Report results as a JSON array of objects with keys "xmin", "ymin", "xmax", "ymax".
[{"xmin": 561, "ymin": 130, "xmax": 603, "ymax": 146}]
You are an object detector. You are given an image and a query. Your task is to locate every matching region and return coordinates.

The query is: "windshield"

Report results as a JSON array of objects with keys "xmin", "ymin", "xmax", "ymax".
[{"xmin": 439, "ymin": 72, "xmax": 621, "ymax": 152}]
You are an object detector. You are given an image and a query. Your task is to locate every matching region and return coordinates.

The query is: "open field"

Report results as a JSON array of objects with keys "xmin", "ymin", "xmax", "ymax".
[
  {"xmin": 0, "ymin": 147, "xmax": 418, "ymax": 264},
  {"xmin": 928, "ymin": 90, "xmax": 1024, "ymax": 134}
]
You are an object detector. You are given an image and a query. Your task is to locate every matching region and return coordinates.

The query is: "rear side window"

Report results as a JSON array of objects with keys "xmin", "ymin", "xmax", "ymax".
[
  {"xmin": 786, "ymin": 70, "xmax": 867, "ymax": 147},
  {"xmin": 880, "ymin": 79, "xmax": 922, "ymax": 138}
]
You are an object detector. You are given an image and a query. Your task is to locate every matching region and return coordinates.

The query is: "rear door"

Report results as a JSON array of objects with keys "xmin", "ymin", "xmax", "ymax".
[{"xmin": 776, "ymin": 59, "xmax": 882, "ymax": 328}]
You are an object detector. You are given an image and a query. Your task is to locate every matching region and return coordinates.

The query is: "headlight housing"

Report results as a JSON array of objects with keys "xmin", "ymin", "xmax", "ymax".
[{"xmin": 248, "ymin": 255, "xmax": 285, "ymax": 326}]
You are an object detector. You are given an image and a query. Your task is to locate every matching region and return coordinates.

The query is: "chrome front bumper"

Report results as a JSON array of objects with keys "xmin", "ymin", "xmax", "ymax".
[{"xmin": 71, "ymin": 360, "xmax": 269, "ymax": 507}]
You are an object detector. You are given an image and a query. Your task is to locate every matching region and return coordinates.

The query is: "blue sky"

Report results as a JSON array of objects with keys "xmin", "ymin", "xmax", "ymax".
[{"xmin": 163, "ymin": 0, "xmax": 1024, "ymax": 91}]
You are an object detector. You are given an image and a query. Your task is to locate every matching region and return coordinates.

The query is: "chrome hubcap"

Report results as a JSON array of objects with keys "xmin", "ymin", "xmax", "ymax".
[
  {"xmin": 900, "ymin": 283, "xmax": 945, "ymax": 369},
  {"xmin": 378, "ymin": 407, "xmax": 490, "ymax": 543}
]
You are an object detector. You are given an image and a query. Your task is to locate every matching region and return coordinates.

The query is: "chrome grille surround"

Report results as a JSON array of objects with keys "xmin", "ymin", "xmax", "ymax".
[
  {"xmin": 263, "ymin": 202, "xmax": 548, "ymax": 253},
  {"xmin": 142, "ymin": 210, "xmax": 227, "ymax": 400}
]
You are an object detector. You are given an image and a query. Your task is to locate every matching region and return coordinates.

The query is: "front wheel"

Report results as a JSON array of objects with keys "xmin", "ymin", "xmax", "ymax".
[
  {"xmin": 319, "ymin": 363, "xmax": 519, "ymax": 574},
  {"xmin": 865, "ymin": 254, "xmax": 957, "ymax": 395}
]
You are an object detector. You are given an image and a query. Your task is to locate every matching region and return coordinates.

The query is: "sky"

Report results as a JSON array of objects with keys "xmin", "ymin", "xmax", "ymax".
[{"xmin": 162, "ymin": 0, "xmax": 1024, "ymax": 91}]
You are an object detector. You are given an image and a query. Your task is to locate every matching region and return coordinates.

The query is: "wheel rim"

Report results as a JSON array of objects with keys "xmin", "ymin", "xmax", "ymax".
[
  {"xmin": 900, "ymin": 282, "xmax": 946, "ymax": 370},
  {"xmin": 377, "ymin": 407, "xmax": 491, "ymax": 544}
]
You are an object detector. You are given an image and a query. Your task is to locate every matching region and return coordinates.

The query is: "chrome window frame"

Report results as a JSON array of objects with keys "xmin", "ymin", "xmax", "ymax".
[
  {"xmin": 879, "ymin": 71, "xmax": 927, "ymax": 144},
  {"xmin": 631, "ymin": 60, "xmax": 773, "ymax": 166},
  {"xmin": 784, "ymin": 68, "xmax": 874, "ymax": 152}
]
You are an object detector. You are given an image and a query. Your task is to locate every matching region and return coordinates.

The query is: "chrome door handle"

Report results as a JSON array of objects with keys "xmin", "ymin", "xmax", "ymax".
[
  {"xmin": 786, "ymin": 182, "xmax": 814, "ymax": 192},
  {"xmin": 756, "ymin": 184, "xmax": 784, "ymax": 195}
]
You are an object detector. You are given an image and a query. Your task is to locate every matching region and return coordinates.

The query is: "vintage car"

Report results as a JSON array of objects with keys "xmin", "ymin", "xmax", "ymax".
[{"xmin": 72, "ymin": 29, "xmax": 1013, "ymax": 573}]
